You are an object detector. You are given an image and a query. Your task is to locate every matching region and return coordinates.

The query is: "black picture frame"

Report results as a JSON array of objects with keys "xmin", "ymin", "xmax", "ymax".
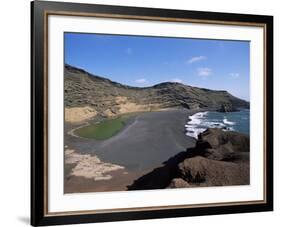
[{"xmin": 31, "ymin": 0, "xmax": 273, "ymax": 226}]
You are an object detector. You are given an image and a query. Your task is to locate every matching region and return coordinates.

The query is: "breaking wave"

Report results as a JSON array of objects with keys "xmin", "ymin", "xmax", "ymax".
[{"xmin": 185, "ymin": 111, "xmax": 235, "ymax": 139}]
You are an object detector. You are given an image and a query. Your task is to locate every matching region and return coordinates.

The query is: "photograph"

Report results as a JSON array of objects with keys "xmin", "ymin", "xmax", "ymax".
[
  {"xmin": 63, "ymin": 33, "xmax": 250, "ymax": 193},
  {"xmin": 31, "ymin": 1, "xmax": 273, "ymax": 225}
]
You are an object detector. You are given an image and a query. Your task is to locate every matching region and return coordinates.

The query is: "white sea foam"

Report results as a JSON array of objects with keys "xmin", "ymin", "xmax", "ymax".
[
  {"xmin": 184, "ymin": 111, "xmax": 237, "ymax": 139},
  {"xmin": 223, "ymin": 117, "xmax": 236, "ymax": 125},
  {"xmin": 203, "ymin": 121, "xmax": 226, "ymax": 128},
  {"xmin": 185, "ymin": 127, "xmax": 206, "ymax": 139},
  {"xmin": 185, "ymin": 110, "xmax": 249, "ymax": 138},
  {"xmin": 185, "ymin": 112, "xmax": 209, "ymax": 139}
]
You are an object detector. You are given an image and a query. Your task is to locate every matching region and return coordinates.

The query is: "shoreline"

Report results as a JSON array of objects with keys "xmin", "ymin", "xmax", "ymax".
[
  {"xmin": 185, "ymin": 109, "xmax": 250, "ymax": 139},
  {"xmin": 64, "ymin": 108, "xmax": 203, "ymax": 193}
]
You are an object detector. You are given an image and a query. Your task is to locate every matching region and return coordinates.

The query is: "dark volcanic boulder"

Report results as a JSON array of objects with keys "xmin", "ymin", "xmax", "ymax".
[
  {"xmin": 168, "ymin": 178, "xmax": 191, "ymax": 188},
  {"xmin": 196, "ymin": 128, "xmax": 249, "ymax": 162},
  {"xmin": 171, "ymin": 128, "xmax": 250, "ymax": 187},
  {"xmin": 177, "ymin": 156, "xmax": 249, "ymax": 186}
]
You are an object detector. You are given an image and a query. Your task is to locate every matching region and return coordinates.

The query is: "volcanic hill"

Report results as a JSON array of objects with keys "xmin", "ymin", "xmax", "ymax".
[{"xmin": 64, "ymin": 64, "xmax": 249, "ymax": 122}]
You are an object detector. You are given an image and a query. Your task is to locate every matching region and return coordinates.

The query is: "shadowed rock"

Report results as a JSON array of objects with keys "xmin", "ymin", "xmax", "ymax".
[
  {"xmin": 127, "ymin": 128, "xmax": 250, "ymax": 190},
  {"xmin": 177, "ymin": 156, "xmax": 249, "ymax": 186},
  {"xmin": 127, "ymin": 151, "xmax": 192, "ymax": 190},
  {"xmin": 196, "ymin": 128, "xmax": 249, "ymax": 162}
]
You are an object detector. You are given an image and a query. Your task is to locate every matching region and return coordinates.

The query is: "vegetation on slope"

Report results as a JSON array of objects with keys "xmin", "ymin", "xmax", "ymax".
[{"xmin": 65, "ymin": 64, "xmax": 249, "ymax": 121}]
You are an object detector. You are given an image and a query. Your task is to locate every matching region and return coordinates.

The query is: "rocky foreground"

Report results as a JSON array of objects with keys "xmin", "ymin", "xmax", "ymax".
[{"xmin": 127, "ymin": 128, "xmax": 249, "ymax": 190}]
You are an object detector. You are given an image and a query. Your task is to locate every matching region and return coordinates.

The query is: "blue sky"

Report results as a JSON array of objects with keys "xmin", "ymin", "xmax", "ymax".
[{"xmin": 65, "ymin": 33, "xmax": 250, "ymax": 101}]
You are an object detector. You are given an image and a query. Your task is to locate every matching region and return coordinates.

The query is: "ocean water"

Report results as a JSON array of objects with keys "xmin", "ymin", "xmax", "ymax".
[{"xmin": 185, "ymin": 109, "xmax": 249, "ymax": 139}]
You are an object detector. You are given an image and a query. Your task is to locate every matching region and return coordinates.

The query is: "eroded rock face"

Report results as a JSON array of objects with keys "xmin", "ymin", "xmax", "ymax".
[
  {"xmin": 168, "ymin": 178, "xmax": 191, "ymax": 188},
  {"xmin": 177, "ymin": 156, "xmax": 249, "ymax": 186},
  {"xmin": 196, "ymin": 128, "xmax": 249, "ymax": 162},
  {"xmin": 64, "ymin": 64, "xmax": 249, "ymax": 120}
]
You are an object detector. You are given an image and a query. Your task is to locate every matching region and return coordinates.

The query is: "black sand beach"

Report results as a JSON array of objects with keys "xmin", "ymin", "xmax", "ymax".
[
  {"xmin": 65, "ymin": 109, "xmax": 197, "ymax": 171},
  {"xmin": 64, "ymin": 109, "xmax": 199, "ymax": 192}
]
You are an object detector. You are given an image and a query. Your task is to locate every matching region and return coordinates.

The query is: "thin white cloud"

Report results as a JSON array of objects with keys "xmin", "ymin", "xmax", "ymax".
[
  {"xmin": 126, "ymin": 48, "xmax": 132, "ymax": 55},
  {"xmin": 229, "ymin": 72, "xmax": 240, "ymax": 78},
  {"xmin": 187, "ymin": 56, "xmax": 207, "ymax": 64},
  {"xmin": 135, "ymin": 78, "xmax": 148, "ymax": 84},
  {"xmin": 170, "ymin": 78, "xmax": 183, "ymax": 83},
  {"xmin": 198, "ymin": 67, "xmax": 212, "ymax": 77}
]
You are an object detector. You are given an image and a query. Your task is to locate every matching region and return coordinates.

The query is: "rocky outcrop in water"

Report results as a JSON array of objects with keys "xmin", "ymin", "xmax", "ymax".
[
  {"xmin": 217, "ymin": 103, "xmax": 239, "ymax": 112},
  {"xmin": 128, "ymin": 128, "xmax": 250, "ymax": 190}
]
